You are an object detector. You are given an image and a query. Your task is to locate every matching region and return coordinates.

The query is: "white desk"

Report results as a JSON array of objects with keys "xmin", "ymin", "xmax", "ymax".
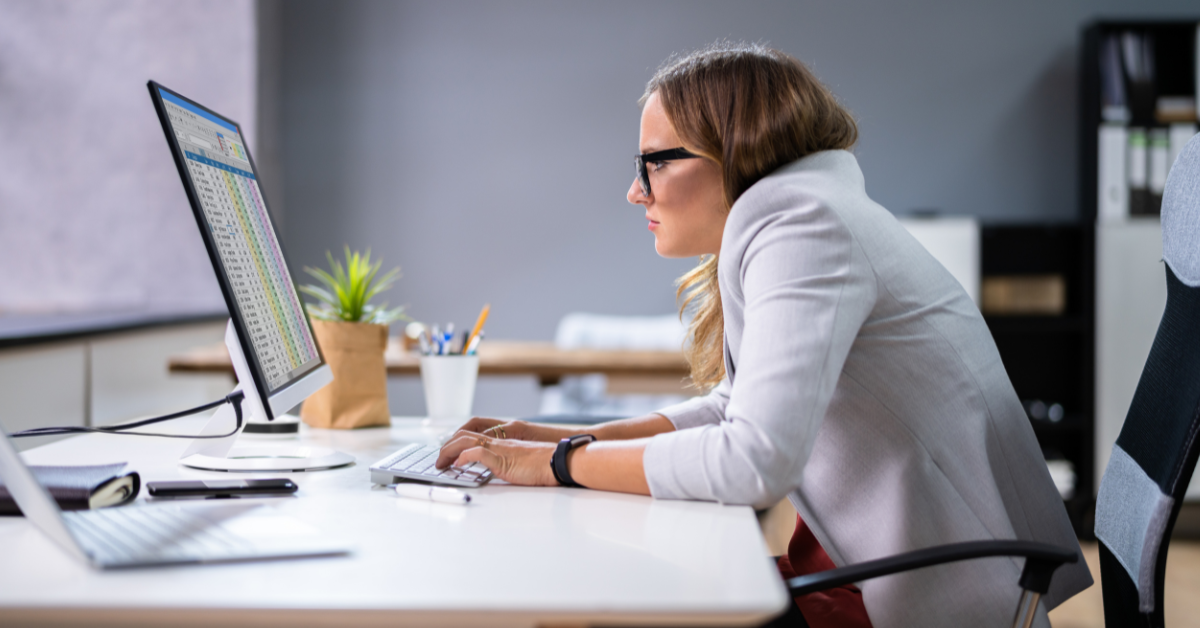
[{"xmin": 0, "ymin": 417, "xmax": 787, "ymax": 627}]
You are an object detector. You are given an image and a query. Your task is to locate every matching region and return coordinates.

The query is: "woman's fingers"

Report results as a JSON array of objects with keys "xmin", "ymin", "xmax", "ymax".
[
  {"xmin": 449, "ymin": 445, "xmax": 499, "ymax": 472},
  {"xmin": 490, "ymin": 420, "xmax": 574, "ymax": 443},
  {"xmin": 455, "ymin": 419, "xmax": 528, "ymax": 441},
  {"xmin": 450, "ymin": 419, "xmax": 573, "ymax": 444},
  {"xmin": 444, "ymin": 439, "xmax": 559, "ymax": 486},
  {"xmin": 436, "ymin": 432, "xmax": 492, "ymax": 469},
  {"xmin": 493, "ymin": 420, "xmax": 546, "ymax": 441},
  {"xmin": 442, "ymin": 427, "xmax": 498, "ymax": 450}
]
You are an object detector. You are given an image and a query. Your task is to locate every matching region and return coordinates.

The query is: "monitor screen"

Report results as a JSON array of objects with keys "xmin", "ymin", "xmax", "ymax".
[{"xmin": 150, "ymin": 85, "xmax": 323, "ymax": 398}]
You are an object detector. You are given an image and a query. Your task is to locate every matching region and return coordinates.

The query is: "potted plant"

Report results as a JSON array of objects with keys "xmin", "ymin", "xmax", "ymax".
[{"xmin": 297, "ymin": 247, "xmax": 408, "ymax": 429}]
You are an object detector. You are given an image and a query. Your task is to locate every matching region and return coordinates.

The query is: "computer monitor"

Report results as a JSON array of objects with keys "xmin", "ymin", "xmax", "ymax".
[{"xmin": 148, "ymin": 81, "xmax": 348, "ymax": 472}]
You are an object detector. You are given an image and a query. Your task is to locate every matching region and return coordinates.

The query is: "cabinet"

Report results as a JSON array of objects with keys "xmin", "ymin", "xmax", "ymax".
[
  {"xmin": 0, "ymin": 320, "xmax": 228, "ymax": 452},
  {"xmin": 981, "ymin": 225, "xmax": 1094, "ymax": 535}
]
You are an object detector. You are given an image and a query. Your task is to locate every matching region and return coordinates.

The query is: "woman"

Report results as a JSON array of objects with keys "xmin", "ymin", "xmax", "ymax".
[{"xmin": 436, "ymin": 42, "xmax": 1090, "ymax": 627}]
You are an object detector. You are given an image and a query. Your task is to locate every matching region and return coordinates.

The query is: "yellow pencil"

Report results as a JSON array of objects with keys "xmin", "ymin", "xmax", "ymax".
[{"xmin": 463, "ymin": 304, "xmax": 490, "ymax": 354}]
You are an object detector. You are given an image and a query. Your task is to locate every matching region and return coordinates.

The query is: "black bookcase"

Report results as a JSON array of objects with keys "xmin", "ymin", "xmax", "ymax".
[
  {"xmin": 1080, "ymin": 20, "xmax": 1198, "ymax": 221},
  {"xmin": 981, "ymin": 225, "xmax": 1095, "ymax": 536}
]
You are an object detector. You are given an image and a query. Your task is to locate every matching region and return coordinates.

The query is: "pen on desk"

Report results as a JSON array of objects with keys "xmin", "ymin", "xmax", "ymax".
[{"xmin": 394, "ymin": 483, "xmax": 471, "ymax": 505}]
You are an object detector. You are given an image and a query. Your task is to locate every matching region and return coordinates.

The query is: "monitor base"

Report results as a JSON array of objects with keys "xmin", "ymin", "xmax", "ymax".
[
  {"xmin": 178, "ymin": 321, "xmax": 351, "ymax": 472},
  {"xmin": 180, "ymin": 446, "xmax": 355, "ymax": 472},
  {"xmin": 243, "ymin": 413, "xmax": 301, "ymax": 436}
]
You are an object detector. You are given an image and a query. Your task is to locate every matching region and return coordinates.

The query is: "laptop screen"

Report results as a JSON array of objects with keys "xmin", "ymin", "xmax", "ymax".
[{"xmin": 151, "ymin": 85, "xmax": 322, "ymax": 397}]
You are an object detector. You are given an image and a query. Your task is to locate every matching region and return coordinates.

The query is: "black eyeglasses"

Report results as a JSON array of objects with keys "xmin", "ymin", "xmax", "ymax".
[{"xmin": 634, "ymin": 148, "xmax": 700, "ymax": 197}]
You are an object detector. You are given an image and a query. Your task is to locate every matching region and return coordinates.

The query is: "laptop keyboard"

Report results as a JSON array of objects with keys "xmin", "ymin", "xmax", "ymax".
[
  {"xmin": 371, "ymin": 443, "xmax": 492, "ymax": 487},
  {"xmin": 65, "ymin": 505, "xmax": 250, "ymax": 564}
]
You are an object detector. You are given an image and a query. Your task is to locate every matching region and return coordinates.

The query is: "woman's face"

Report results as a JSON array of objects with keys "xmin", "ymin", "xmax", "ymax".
[{"xmin": 627, "ymin": 92, "xmax": 727, "ymax": 258}]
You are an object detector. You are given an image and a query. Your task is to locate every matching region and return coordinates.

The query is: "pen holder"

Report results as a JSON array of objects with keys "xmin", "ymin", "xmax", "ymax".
[{"xmin": 419, "ymin": 355, "xmax": 479, "ymax": 419}]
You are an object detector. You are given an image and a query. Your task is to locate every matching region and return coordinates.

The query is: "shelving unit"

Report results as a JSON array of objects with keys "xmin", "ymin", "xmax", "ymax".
[
  {"xmin": 980, "ymin": 225, "xmax": 1095, "ymax": 536},
  {"xmin": 1080, "ymin": 20, "xmax": 1197, "ymax": 222},
  {"xmin": 1079, "ymin": 19, "xmax": 1199, "ymax": 530}
]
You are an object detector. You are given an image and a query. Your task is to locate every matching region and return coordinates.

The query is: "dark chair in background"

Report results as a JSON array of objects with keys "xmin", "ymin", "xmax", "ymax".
[{"xmin": 1093, "ymin": 134, "xmax": 1200, "ymax": 627}]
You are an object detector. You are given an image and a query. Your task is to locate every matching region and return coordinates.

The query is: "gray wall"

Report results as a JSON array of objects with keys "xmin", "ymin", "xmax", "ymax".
[
  {"xmin": 0, "ymin": 0, "xmax": 255, "ymax": 316},
  {"xmin": 266, "ymin": 0, "xmax": 1197, "ymax": 416}
]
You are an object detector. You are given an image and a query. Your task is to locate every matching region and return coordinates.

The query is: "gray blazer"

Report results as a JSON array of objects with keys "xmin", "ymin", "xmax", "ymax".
[{"xmin": 643, "ymin": 151, "xmax": 1091, "ymax": 627}]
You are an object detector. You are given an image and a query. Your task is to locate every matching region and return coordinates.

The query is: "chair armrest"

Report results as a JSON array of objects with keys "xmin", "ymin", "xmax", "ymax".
[{"xmin": 787, "ymin": 540, "xmax": 1078, "ymax": 596}]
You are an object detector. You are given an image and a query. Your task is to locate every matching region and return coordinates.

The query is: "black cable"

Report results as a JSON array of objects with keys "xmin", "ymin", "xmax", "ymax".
[{"xmin": 7, "ymin": 391, "xmax": 246, "ymax": 440}]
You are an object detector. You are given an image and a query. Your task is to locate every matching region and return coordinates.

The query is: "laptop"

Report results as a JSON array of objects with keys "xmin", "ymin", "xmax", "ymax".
[{"xmin": 0, "ymin": 430, "xmax": 351, "ymax": 569}]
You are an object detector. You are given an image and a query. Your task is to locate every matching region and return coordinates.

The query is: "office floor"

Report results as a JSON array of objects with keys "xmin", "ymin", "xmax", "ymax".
[
  {"xmin": 758, "ymin": 501, "xmax": 1200, "ymax": 627},
  {"xmin": 1048, "ymin": 541, "xmax": 1200, "ymax": 628}
]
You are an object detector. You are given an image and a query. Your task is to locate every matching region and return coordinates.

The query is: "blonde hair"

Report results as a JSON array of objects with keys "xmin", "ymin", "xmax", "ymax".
[{"xmin": 642, "ymin": 42, "xmax": 858, "ymax": 390}]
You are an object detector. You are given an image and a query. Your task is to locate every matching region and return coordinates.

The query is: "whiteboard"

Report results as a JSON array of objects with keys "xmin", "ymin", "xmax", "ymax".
[{"xmin": 0, "ymin": 0, "xmax": 256, "ymax": 315}]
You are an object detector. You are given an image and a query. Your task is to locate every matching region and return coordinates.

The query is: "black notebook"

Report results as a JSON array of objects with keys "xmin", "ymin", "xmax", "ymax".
[{"xmin": 0, "ymin": 463, "xmax": 140, "ymax": 516}]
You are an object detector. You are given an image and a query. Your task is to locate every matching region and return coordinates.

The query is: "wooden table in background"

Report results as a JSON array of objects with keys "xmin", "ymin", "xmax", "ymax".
[{"xmin": 168, "ymin": 339, "xmax": 695, "ymax": 394}]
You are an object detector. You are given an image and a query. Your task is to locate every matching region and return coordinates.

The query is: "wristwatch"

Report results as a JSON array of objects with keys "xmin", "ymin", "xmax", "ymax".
[{"xmin": 551, "ymin": 434, "xmax": 596, "ymax": 488}]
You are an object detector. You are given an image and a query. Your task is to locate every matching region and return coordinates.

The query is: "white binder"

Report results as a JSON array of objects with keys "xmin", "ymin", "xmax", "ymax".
[{"xmin": 1098, "ymin": 124, "xmax": 1129, "ymax": 223}]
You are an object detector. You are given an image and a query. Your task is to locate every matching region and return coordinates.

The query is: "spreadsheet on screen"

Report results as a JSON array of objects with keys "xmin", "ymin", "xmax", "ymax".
[{"xmin": 159, "ymin": 90, "xmax": 320, "ymax": 392}]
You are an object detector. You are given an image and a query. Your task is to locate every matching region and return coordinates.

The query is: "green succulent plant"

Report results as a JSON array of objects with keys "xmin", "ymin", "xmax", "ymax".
[{"xmin": 299, "ymin": 247, "xmax": 409, "ymax": 325}]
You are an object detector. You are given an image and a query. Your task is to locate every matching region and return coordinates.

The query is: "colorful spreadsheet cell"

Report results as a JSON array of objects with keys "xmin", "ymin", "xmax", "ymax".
[
  {"xmin": 158, "ymin": 89, "xmax": 323, "ymax": 393},
  {"xmin": 166, "ymin": 96, "xmax": 321, "ymax": 390}
]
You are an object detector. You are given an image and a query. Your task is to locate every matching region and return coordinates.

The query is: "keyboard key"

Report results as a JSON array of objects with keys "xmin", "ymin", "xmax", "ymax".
[{"xmin": 376, "ymin": 443, "xmax": 421, "ymax": 469}]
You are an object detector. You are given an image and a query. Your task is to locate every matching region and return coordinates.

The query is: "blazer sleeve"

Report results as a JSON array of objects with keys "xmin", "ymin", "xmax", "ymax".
[
  {"xmin": 654, "ymin": 378, "xmax": 731, "ymax": 430},
  {"xmin": 642, "ymin": 195, "xmax": 877, "ymax": 510}
]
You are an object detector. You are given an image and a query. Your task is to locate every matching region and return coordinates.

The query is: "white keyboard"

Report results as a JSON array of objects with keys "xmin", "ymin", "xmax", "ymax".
[{"xmin": 369, "ymin": 443, "xmax": 493, "ymax": 488}]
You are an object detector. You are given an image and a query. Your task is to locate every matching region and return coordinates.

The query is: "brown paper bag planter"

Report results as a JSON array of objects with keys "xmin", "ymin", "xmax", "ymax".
[{"xmin": 301, "ymin": 319, "xmax": 390, "ymax": 429}]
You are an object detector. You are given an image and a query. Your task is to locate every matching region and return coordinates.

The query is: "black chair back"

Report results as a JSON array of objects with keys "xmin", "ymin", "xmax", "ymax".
[{"xmin": 1095, "ymin": 133, "xmax": 1200, "ymax": 627}]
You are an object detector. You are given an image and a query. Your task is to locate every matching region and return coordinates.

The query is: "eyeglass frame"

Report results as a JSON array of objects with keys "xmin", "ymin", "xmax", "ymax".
[{"xmin": 634, "ymin": 148, "xmax": 700, "ymax": 197}]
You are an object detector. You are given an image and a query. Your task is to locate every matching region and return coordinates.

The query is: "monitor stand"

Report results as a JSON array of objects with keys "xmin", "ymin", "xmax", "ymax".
[{"xmin": 179, "ymin": 322, "xmax": 355, "ymax": 472}]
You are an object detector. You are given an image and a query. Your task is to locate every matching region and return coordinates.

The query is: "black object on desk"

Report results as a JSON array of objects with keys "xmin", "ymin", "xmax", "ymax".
[
  {"xmin": 0, "ymin": 463, "xmax": 140, "ymax": 516},
  {"xmin": 147, "ymin": 479, "xmax": 297, "ymax": 499}
]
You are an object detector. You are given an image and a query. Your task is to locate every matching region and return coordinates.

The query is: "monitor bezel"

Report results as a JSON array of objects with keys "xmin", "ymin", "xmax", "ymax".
[{"xmin": 148, "ymin": 80, "xmax": 326, "ymax": 420}]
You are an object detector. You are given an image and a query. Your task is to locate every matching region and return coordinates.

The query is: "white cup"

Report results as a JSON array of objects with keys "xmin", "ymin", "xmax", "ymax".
[{"xmin": 419, "ymin": 355, "xmax": 479, "ymax": 419}]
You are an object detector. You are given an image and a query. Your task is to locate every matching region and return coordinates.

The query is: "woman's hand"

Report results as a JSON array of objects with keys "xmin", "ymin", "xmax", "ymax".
[
  {"xmin": 435, "ymin": 431, "xmax": 558, "ymax": 486},
  {"xmin": 448, "ymin": 417, "xmax": 580, "ymax": 443}
]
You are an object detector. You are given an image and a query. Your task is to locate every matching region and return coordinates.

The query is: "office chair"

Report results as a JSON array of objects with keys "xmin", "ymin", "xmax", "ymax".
[
  {"xmin": 1093, "ymin": 134, "xmax": 1200, "ymax": 627},
  {"xmin": 777, "ymin": 539, "xmax": 1076, "ymax": 628}
]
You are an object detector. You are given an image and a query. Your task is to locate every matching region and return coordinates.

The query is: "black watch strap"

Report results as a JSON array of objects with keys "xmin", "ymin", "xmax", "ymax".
[{"xmin": 551, "ymin": 434, "xmax": 596, "ymax": 488}]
